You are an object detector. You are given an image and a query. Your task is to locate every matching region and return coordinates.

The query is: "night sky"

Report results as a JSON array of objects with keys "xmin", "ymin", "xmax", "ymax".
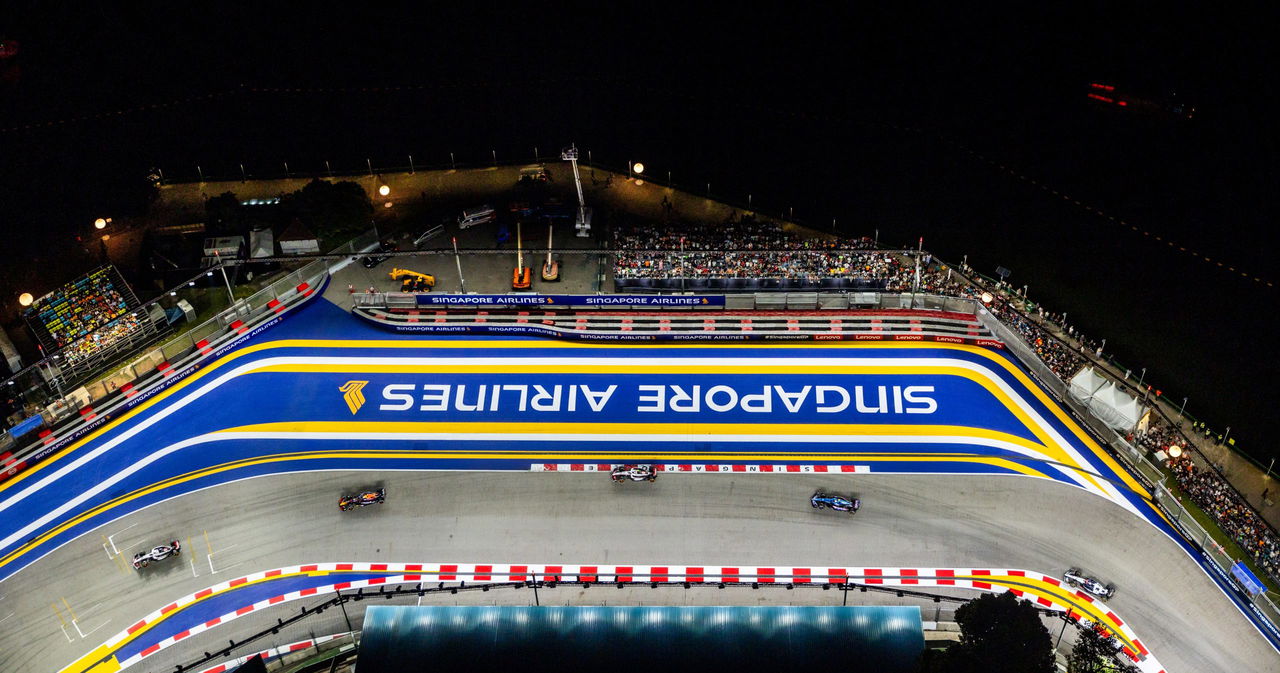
[{"xmin": 1, "ymin": 6, "xmax": 1277, "ymax": 456}]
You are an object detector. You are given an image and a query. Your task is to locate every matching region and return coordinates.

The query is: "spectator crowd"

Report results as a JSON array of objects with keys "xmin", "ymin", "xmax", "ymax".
[
  {"xmin": 613, "ymin": 215, "xmax": 891, "ymax": 282},
  {"xmin": 60, "ymin": 312, "xmax": 147, "ymax": 366},
  {"xmin": 26, "ymin": 268, "xmax": 133, "ymax": 349},
  {"xmin": 1168, "ymin": 453, "xmax": 1280, "ymax": 582},
  {"xmin": 612, "ymin": 214, "xmax": 1280, "ymax": 586}
]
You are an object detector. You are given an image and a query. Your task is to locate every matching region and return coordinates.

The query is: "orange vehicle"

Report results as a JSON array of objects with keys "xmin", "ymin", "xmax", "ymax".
[{"xmin": 513, "ymin": 221, "xmax": 532, "ymax": 289}]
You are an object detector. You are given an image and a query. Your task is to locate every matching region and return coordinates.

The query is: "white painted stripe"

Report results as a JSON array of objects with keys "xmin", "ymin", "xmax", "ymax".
[{"xmin": 2, "ymin": 352, "xmax": 1134, "ymax": 551}]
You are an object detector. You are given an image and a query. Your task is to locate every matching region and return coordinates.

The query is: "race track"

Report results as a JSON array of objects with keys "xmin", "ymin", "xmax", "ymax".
[
  {"xmin": 0, "ymin": 471, "xmax": 1273, "ymax": 673},
  {"xmin": 0, "ymin": 299, "xmax": 1275, "ymax": 673}
]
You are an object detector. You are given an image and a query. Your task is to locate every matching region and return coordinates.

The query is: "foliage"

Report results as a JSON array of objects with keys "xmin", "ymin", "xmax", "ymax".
[
  {"xmin": 281, "ymin": 179, "xmax": 372, "ymax": 239},
  {"xmin": 922, "ymin": 592, "xmax": 1055, "ymax": 673},
  {"xmin": 1067, "ymin": 626, "xmax": 1138, "ymax": 673},
  {"xmin": 204, "ymin": 192, "xmax": 244, "ymax": 236}
]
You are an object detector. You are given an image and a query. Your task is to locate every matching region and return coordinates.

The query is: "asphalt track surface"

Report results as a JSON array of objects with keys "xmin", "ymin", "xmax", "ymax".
[
  {"xmin": 0, "ymin": 299, "xmax": 1276, "ymax": 672},
  {"xmin": 0, "ymin": 470, "xmax": 1273, "ymax": 673}
]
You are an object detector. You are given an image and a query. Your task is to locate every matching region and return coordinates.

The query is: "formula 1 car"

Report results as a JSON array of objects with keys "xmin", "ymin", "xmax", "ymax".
[
  {"xmin": 1063, "ymin": 568, "xmax": 1116, "ymax": 599},
  {"xmin": 611, "ymin": 464, "xmax": 657, "ymax": 483},
  {"xmin": 810, "ymin": 490, "xmax": 860, "ymax": 513},
  {"xmin": 339, "ymin": 488, "xmax": 386, "ymax": 511},
  {"xmin": 132, "ymin": 540, "xmax": 181, "ymax": 569}
]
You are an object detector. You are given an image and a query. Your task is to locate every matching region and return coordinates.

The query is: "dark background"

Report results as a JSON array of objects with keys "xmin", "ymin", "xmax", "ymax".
[{"xmin": 1, "ymin": 6, "xmax": 1276, "ymax": 461}]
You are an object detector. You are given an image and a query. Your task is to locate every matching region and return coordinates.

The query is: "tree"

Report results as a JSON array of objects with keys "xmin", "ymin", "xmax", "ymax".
[
  {"xmin": 1068, "ymin": 626, "xmax": 1139, "ymax": 673},
  {"xmin": 204, "ymin": 192, "xmax": 244, "ymax": 236},
  {"xmin": 282, "ymin": 179, "xmax": 372, "ymax": 238},
  {"xmin": 937, "ymin": 591, "xmax": 1055, "ymax": 673}
]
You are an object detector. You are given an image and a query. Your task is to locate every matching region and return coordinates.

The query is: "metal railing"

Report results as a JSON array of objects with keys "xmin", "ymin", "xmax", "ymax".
[
  {"xmin": 152, "ymin": 579, "xmax": 1078, "ymax": 673},
  {"xmin": 974, "ymin": 302, "xmax": 1280, "ymax": 627},
  {"xmin": 1, "ymin": 230, "xmax": 378, "ymax": 455}
]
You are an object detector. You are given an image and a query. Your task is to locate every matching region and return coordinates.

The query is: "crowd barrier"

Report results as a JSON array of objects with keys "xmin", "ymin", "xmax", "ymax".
[
  {"xmin": 0, "ymin": 228, "xmax": 381, "ymax": 464},
  {"xmin": 0, "ymin": 261, "xmax": 333, "ymax": 483},
  {"xmin": 350, "ymin": 294, "xmax": 1002, "ymax": 346},
  {"xmin": 615, "ymin": 277, "xmax": 890, "ymax": 291},
  {"xmin": 974, "ymin": 306, "xmax": 1280, "ymax": 632}
]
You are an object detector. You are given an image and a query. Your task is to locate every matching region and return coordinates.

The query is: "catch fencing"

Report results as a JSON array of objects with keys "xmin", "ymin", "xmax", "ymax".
[{"xmin": 974, "ymin": 305, "xmax": 1280, "ymax": 629}]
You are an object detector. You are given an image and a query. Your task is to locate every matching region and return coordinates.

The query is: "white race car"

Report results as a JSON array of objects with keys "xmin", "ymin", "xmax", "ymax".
[
  {"xmin": 611, "ymin": 464, "xmax": 657, "ymax": 483},
  {"xmin": 1063, "ymin": 567, "xmax": 1115, "ymax": 599},
  {"xmin": 132, "ymin": 540, "xmax": 181, "ymax": 570}
]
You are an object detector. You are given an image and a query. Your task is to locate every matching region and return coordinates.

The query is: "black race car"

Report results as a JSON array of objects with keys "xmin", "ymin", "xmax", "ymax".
[
  {"xmin": 339, "ymin": 488, "xmax": 386, "ymax": 511},
  {"xmin": 810, "ymin": 490, "xmax": 860, "ymax": 513},
  {"xmin": 611, "ymin": 464, "xmax": 657, "ymax": 483},
  {"xmin": 1063, "ymin": 568, "xmax": 1116, "ymax": 599},
  {"xmin": 132, "ymin": 540, "xmax": 181, "ymax": 569}
]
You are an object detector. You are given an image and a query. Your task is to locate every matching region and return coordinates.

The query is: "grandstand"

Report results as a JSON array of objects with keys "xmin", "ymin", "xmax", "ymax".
[{"xmin": 21, "ymin": 266, "xmax": 160, "ymax": 374}]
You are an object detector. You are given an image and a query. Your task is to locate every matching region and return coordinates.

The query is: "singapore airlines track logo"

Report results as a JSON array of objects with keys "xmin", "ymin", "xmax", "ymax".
[{"xmin": 339, "ymin": 380, "xmax": 369, "ymax": 414}]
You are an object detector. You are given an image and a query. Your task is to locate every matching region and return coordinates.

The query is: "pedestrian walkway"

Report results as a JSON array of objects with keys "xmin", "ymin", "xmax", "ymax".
[{"xmin": 1017, "ymin": 297, "xmax": 1278, "ymax": 531}]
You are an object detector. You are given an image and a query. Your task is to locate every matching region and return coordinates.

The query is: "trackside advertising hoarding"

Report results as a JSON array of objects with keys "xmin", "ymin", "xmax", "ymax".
[
  {"xmin": 351, "ymin": 313, "xmax": 1005, "ymax": 348},
  {"xmin": 415, "ymin": 294, "xmax": 726, "ymax": 307}
]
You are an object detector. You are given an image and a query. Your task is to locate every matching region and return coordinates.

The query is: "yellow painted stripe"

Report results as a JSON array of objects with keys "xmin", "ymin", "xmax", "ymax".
[
  {"xmin": 220, "ymin": 420, "xmax": 1050, "ymax": 451},
  {"xmin": 962, "ymin": 573, "xmax": 1137, "ymax": 651},
  {"xmin": 78, "ymin": 567, "xmax": 1135, "ymax": 670},
  {"xmin": 242, "ymin": 361, "xmax": 1114, "ymax": 495},
  {"xmin": 1, "ymin": 337, "xmax": 1148, "ymax": 517},
  {"xmin": 58, "ymin": 646, "xmax": 120, "ymax": 673},
  {"xmin": 0, "ymin": 339, "xmax": 1097, "ymax": 495}
]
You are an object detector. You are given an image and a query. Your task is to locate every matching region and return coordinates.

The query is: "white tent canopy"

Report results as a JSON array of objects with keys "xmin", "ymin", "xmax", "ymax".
[
  {"xmin": 1068, "ymin": 367, "xmax": 1107, "ymax": 402},
  {"xmin": 1086, "ymin": 381, "xmax": 1144, "ymax": 431},
  {"xmin": 249, "ymin": 228, "xmax": 275, "ymax": 259}
]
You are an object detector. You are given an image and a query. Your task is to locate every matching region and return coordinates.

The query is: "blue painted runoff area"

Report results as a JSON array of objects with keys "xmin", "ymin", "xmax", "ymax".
[
  {"xmin": 358, "ymin": 605, "xmax": 925, "ymax": 673},
  {"xmin": 116, "ymin": 571, "xmax": 402, "ymax": 661}
]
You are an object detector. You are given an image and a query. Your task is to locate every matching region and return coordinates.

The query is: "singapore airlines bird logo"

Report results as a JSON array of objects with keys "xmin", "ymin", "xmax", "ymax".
[{"xmin": 340, "ymin": 380, "xmax": 369, "ymax": 414}]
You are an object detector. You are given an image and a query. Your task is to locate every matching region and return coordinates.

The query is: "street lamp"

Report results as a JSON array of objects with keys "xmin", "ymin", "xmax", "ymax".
[
  {"xmin": 378, "ymin": 184, "xmax": 391, "ymax": 197},
  {"xmin": 980, "ymin": 291, "xmax": 993, "ymax": 304},
  {"xmin": 94, "ymin": 217, "xmax": 110, "ymax": 230},
  {"xmin": 1168, "ymin": 445, "xmax": 1183, "ymax": 459},
  {"xmin": 632, "ymin": 162, "xmax": 645, "ymax": 176},
  {"xmin": 18, "ymin": 292, "xmax": 33, "ymax": 307}
]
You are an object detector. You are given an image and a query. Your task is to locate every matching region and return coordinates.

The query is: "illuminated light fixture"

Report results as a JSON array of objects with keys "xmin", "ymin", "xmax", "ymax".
[
  {"xmin": 635, "ymin": 179, "xmax": 644, "ymax": 186},
  {"xmin": 18, "ymin": 292, "xmax": 34, "ymax": 306},
  {"xmin": 94, "ymin": 218, "xmax": 108, "ymax": 229},
  {"xmin": 632, "ymin": 162, "xmax": 644, "ymax": 175},
  {"xmin": 1168, "ymin": 445, "xmax": 1183, "ymax": 459},
  {"xmin": 980, "ymin": 292, "xmax": 993, "ymax": 304},
  {"xmin": 384, "ymin": 201, "xmax": 393, "ymax": 208},
  {"xmin": 206, "ymin": 271, "xmax": 213, "ymax": 277},
  {"xmin": 101, "ymin": 234, "xmax": 110, "ymax": 242},
  {"xmin": 378, "ymin": 184, "xmax": 390, "ymax": 197},
  {"xmin": 169, "ymin": 291, "xmax": 177, "ymax": 296}
]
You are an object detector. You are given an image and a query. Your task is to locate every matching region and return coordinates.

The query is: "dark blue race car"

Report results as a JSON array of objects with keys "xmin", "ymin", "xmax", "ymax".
[{"xmin": 811, "ymin": 490, "xmax": 860, "ymax": 513}]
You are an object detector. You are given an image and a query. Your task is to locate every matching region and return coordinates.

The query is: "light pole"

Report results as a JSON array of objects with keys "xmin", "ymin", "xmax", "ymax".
[
  {"xmin": 1178, "ymin": 397, "xmax": 1188, "ymax": 424},
  {"xmin": 336, "ymin": 590, "xmax": 358, "ymax": 653},
  {"xmin": 212, "ymin": 250, "xmax": 235, "ymax": 306},
  {"xmin": 452, "ymin": 237, "xmax": 466, "ymax": 293},
  {"xmin": 1137, "ymin": 367, "xmax": 1146, "ymax": 389}
]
